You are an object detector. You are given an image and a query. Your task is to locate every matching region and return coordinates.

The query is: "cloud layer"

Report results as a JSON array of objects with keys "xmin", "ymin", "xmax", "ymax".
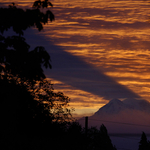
[{"xmin": 3, "ymin": 0, "xmax": 150, "ymax": 117}]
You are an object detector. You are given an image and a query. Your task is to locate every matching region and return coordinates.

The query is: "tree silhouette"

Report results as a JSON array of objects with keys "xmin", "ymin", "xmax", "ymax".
[
  {"xmin": 47, "ymin": 123, "xmax": 117, "ymax": 150},
  {"xmin": 0, "ymin": 1, "xmax": 75, "ymax": 149},
  {"xmin": 0, "ymin": 0, "xmax": 54, "ymax": 85},
  {"xmin": 0, "ymin": 0, "xmax": 74, "ymax": 142},
  {"xmin": 138, "ymin": 132, "xmax": 150, "ymax": 150},
  {"xmin": 86, "ymin": 124, "xmax": 117, "ymax": 150}
]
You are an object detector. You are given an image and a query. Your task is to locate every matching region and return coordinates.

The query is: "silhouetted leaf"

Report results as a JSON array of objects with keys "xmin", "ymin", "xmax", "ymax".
[
  {"xmin": 47, "ymin": 10, "xmax": 55, "ymax": 21},
  {"xmin": 32, "ymin": 0, "xmax": 42, "ymax": 8}
]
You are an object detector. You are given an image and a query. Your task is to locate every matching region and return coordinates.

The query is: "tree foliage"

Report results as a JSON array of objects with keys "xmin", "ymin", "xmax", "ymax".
[
  {"xmin": 138, "ymin": 132, "xmax": 150, "ymax": 150},
  {"xmin": 87, "ymin": 124, "xmax": 117, "ymax": 150},
  {"xmin": 0, "ymin": 0, "xmax": 54, "ymax": 35},
  {"xmin": 0, "ymin": 0, "xmax": 74, "ymax": 135},
  {"xmin": 0, "ymin": 0, "xmax": 54, "ymax": 85},
  {"xmin": 44, "ymin": 123, "xmax": 117, "ymax": 150}
]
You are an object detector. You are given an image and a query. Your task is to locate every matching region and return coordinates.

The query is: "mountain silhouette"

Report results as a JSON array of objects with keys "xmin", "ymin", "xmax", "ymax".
[{"xmin": 78, "ymin": 98, "xmax": 150, "ymax": 134}]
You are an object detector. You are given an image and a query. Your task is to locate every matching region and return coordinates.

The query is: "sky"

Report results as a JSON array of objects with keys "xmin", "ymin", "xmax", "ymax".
[{"xmin": 1, "ymin": 0, "xmax": 150, "ymax": 118}]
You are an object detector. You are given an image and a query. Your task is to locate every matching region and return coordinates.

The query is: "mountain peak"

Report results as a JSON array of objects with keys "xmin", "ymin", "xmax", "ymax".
[
  {"xmin": 94, "ymin": 98, "xmax": 127, "ymax": 115},
  {"xmin": 108, "ymin": 98, "xmax": 122, "ymax": 104}
]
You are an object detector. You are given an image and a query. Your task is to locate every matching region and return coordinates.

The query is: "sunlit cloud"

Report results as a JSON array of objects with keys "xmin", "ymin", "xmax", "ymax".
[{"xmin": 48, "ymin": 78, "xmax": 107, "ymax": 117}]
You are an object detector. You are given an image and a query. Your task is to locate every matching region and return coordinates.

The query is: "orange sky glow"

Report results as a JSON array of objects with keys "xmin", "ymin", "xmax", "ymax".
[{"xmin": 1, "ymin": 0, "xmax": 150, "ymax": 118}]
